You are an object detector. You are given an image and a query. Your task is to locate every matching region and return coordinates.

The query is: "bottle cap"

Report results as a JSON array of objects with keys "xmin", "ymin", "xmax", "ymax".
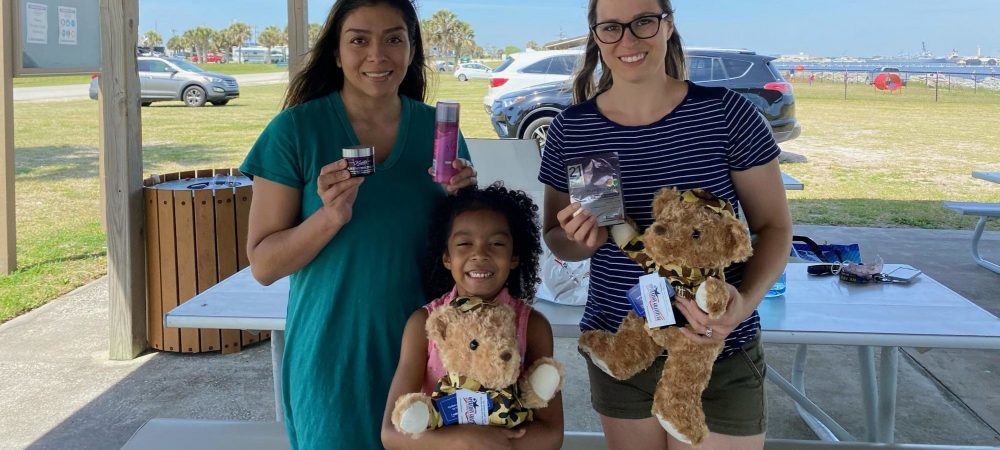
[{"xmin": 435, "ymin": 100, "xmax": 460, "ymax": 123}]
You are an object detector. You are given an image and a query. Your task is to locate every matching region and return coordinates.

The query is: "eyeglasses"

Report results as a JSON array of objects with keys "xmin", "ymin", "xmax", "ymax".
[{"xmin": 591, "ymin": 13, "xmax": 669, "ymax": 44}]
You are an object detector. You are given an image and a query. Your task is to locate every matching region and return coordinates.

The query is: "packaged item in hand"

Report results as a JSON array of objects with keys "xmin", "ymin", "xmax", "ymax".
[{"xmin": 566, "ymin": 152, "xmax": 625, "ymax": 226}]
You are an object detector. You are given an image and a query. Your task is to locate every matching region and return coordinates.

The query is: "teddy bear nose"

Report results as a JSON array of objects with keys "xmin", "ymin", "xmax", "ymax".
[{"xmin": 500, "ymin": 351, "xmax": 512, "ymax": 362}]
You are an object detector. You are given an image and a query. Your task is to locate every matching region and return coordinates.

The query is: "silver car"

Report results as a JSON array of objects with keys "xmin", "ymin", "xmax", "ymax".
[{"xmin": 89, "ymin": 56, "xmax": 239, "ymax": 107}]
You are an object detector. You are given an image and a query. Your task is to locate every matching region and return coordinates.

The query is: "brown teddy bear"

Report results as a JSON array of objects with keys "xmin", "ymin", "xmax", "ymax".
[
  {"xmin": 391, "ymin": 297, "xmax": 565, "ymax": 436},
  {"xmin": 578, "ymin": 188, "xmax": 753, "ymax": 446}
]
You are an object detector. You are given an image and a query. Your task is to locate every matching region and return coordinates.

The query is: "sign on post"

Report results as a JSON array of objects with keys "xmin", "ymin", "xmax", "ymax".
[{"xmin": 12, "ymin": 0, "xmax": 100, "ymax": 76}]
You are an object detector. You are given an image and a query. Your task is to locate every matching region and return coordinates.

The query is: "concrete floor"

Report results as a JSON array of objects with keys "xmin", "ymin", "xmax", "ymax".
[{"xmin": 2, "ymin": 224, "xmax": 999, "ymax": 449}]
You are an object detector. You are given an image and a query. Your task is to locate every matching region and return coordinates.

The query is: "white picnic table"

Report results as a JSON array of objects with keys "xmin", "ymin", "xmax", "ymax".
[{"xmin": 165, "ymin": 263, "xmax": 1000, "ymax": 447}]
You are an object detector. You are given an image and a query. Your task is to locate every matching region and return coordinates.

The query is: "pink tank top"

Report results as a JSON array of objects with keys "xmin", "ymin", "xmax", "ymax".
[{"xmin": 422, "ymin": 287, "xmax": 532, "ymax": 394}]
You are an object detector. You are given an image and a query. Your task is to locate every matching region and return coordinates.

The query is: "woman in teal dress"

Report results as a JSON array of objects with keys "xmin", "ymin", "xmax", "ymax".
[{"xmin": 240, "ymin": 1, "xmax": 476, "ymax": 448}]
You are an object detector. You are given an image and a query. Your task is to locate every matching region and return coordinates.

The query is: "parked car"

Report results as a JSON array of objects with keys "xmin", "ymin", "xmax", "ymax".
[
  {"xmin": 454, "ymin": 62, "xmax": 492, "ymax": 81},
  {"xmin": 191, "ymin": 53, "xmax": 225, "ymax": 63},
  {"xmin": 436, "ymin": 61, "xmax": 456, "ymax": 72},
  {"xmin": 89, "ymin": 56, "xmax": 240, "ymax": 107},
  {"xmin": 483, "ymin": 49, "xmax": 584, "ymax": 112},
  {"xmin": 489, "ymin": 48, "xmax": 801, "ymax": 149}
]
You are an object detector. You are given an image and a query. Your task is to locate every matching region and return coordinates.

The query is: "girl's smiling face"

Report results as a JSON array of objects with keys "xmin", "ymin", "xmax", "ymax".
[{"xmin": 443, "ymin": 210, "xmax": 519, "ymax": 300}]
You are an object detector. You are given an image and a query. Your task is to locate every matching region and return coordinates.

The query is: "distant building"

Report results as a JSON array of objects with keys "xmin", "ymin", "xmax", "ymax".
[{"xmin": 544, "ymin": 35, "xmax": 587, "ymax": 50}]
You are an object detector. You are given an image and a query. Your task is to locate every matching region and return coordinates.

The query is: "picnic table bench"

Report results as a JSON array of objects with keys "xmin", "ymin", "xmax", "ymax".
[
  {"xmin": 943, "ymin": 171, "xmax": 1000, "ymax": 274},
  {"xmin": 120, "ymin": 419, "xmax": 996, "ymax": 450}
]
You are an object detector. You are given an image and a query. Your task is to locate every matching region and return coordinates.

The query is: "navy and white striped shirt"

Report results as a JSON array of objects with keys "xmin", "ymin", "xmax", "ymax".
[{"xmin": 538, "ymin": 81, "xmax": 780, "ymax": 358}]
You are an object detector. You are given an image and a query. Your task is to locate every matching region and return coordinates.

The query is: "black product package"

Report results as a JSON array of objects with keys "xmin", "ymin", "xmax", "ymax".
[{"xmin": 566, "ymin": 152, "xmax": 625, "ymax": 226}]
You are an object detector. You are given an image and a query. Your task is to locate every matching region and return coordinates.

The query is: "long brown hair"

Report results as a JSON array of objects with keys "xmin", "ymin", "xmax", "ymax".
[
  {"xmin": 283, "ymin": 0, "xmax": 427, "ymax": 108},
  {"xmin": 572, "ymin": 0, "xmax": 686, "ymax": 104}
]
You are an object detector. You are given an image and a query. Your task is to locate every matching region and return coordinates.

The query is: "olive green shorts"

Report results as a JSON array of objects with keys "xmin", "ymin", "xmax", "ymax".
[{"xmin": 580, "ymin": 333, "xmax": 767, "ymax": 436}]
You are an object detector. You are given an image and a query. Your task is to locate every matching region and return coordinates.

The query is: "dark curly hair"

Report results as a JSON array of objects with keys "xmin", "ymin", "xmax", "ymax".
[{"xmin": 425, "ymin": 182, "xmax": 542, "ymax": 302}]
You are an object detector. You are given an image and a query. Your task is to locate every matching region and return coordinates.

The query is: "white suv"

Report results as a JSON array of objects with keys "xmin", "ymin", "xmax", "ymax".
[{"xmin": 483, "ymin": 49, "xmax": 583, "ymax": 113}]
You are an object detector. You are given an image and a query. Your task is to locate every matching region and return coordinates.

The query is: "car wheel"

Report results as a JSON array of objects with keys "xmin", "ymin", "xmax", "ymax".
[
  {"xmin": 183, "ymin": 86, "xmax": 207, "ymax": 107},
  {"xmin": 211, "ymin": 100, "xmax": 230, "ymax": 106},
  {"xmin": 522, "ymin": 116, "xmax": 554, "ymax": 153},
  {"xmin": 458, "ymin": 74, "xmax": 468, "ymax": 81}
]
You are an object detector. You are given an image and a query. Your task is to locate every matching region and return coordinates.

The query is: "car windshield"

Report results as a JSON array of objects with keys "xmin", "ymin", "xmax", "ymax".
[
  {"xmin": 168, "ymin": 59, "xmax": 205, "ymax": 73},
  {"xmin": 493, "ymin": 57, "xmax": 515, "ymax": 73}
]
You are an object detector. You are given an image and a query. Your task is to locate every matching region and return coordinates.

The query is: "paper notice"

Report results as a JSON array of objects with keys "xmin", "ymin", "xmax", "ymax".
[
  {"xmin": 25, "ymin": 3, "xmax": 48, "ymax": 45},
  {"xmin": 58, "ymin": 6, "xmax": 77, "ymax": 45}
]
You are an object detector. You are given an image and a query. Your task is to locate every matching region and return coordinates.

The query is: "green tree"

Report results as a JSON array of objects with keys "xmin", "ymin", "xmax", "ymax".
[
  {"xmin": 166, "ymin": 35, "xmax": 188, "ymax": 56},
  {"xmin": 423, "ymin": 10, "xmax": 478, "ymax": 64},
  {"xmin": 257, "ymin": 25, "xmax": 285, "ymax": 64},
  {"xmin": 308, "ymin": 23, "xmax": 322, "ymax": 49},
  {"xmin": 184, "ymin": 26, "xmax": 215, "ymax": 63},
  {"xmin": 504, "ymin": 45, "xmax": 521, "ymax": 56},
  {"xmin": 142, "ymin": 30, "xmax": 163, "ymax": 48},
  {"xmin": 525, "ymin": 40, "xmax": 542, "ymax": 51},
  {"xmin": 219, "ymin": 22, "xmax": 252, "ymax": 62},
  {"xmin": 452, "ymin": 22, "xmax": 476, "ymax": 62}
]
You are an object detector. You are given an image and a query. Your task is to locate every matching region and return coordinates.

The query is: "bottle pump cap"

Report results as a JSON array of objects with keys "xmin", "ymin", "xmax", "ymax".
[{"xmin": 435, "ymin": 100, "xmax": 460, "ymax": 123}]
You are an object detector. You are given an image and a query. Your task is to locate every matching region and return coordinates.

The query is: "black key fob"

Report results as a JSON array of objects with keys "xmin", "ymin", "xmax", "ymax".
[{"xmin": 807, "ymin": 264, "xmax": 838, "ymax": 276}]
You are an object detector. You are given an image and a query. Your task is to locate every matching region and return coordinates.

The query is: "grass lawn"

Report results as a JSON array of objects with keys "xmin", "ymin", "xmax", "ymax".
[
  {"xmin": 11, "ymin": 64, "xmax": 285, "ymax": 88},
  {"xmin": 779, "ymin": 79, "xmax": 1000, "ymax": 228},
  {"xmin": 1, "ymin": 73, "xmax": 998, "ymax": 323}
]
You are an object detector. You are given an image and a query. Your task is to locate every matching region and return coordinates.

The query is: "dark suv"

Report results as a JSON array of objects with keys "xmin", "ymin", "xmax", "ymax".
[{"xmin": 489, "ymin": 49, "xmax": 801, "ymax": 149}]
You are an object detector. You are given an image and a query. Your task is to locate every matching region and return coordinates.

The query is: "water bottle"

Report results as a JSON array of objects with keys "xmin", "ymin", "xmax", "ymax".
[
  {"xmin": 765, "ymin": 271, "xmax": 787, "ymax": 298},
  {"xmin": 432, "ymin": 100, "xmax": 461, "ymax": 184}
]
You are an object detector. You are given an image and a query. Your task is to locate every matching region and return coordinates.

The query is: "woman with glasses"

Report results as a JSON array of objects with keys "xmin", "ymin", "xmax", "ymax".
[{"xmin": 538, "ymin": 0, "xmax": 792, "ymax": 449}]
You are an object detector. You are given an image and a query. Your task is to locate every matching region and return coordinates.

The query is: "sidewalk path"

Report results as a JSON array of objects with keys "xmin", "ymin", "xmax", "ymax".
[{"xmin": 11, "ymin": 72, "xmax": 288, "ymax": 102}]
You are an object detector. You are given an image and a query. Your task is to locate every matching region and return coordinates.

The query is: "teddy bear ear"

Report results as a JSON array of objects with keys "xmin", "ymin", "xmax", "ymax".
[
  {"xmin": 426, "ymin": 308, "xmax": 453, "ymax": 343},
  {"xmin": 726, "ymin": 220, "xmax": 754, "ymax": 262},
  {"xmin": 652, "ymin": 187, "xmax": 681, "ymax": 217}
]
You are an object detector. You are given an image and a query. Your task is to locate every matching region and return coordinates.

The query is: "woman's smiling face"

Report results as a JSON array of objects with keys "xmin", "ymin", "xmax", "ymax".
[{"xmin": 337, "ymin": 4, "xmax": 414, "ymax": 100}]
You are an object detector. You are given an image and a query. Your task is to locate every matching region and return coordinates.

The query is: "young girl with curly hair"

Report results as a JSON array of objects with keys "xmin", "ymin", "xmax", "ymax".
[{"xmin": 381, "ymin": 184, "xmax": 564, "ymax": 450}]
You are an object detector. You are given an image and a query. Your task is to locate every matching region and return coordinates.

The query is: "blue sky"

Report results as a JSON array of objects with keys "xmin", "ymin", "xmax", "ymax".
[{"xmin": 139, "ymin": 0, "xmax": 1000, "ymax": 57}]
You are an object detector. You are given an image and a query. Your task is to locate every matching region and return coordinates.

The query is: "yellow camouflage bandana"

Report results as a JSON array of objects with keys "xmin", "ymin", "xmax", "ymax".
[{"xmin": 431, "ymin": 373, "xmax": 533, "ymax": 428}]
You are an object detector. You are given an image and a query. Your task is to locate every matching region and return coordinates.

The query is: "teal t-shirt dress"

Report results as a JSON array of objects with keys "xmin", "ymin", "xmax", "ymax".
[{"xmin": 240, "ymin": 92, "xmax": 469, "ymax": 449}]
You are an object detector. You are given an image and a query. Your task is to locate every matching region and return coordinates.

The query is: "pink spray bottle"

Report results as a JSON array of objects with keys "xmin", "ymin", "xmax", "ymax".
[{"xmin": 432, "ymin": 100, "xmax": 461, "ymax": 184}]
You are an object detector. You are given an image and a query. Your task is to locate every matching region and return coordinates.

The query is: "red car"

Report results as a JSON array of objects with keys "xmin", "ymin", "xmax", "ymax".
[{"xmin": 191, "ymin": 53, "xmax": 224, "ymax": 63}]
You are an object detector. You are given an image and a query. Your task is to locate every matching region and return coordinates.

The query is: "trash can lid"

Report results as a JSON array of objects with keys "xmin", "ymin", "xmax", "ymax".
[{"xmin": 148, "ymin": 175, "xmax": 253, "ymax": 191}]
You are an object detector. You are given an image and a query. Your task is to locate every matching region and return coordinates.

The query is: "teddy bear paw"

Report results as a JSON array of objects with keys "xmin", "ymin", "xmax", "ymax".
[
  {"xmin": 392, "ymin": 393, "xmax": 433, "ymax": 435},
  {"xmin": 655, "ymin": 413, "xmax": 692, "ymax": 445},
  {"xmin": 695, "ymin": 278, "xmax": 729, "ymax": 319},
  {"xmin": 578, "ymin": 332, "xmax": 615, "ymax": 376},
  {"xmin": 528, "ymin": 359, "xmax": 564, "ymax": 401}
]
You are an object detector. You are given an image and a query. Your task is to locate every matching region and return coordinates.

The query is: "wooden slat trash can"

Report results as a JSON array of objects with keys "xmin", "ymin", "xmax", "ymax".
[{"xmin": 143, "ymin": 168, "xmax": 270, "ymax": 354}]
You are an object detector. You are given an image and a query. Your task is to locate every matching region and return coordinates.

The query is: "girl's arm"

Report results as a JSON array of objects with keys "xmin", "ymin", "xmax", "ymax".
[
  {"xmin": 542, "ymin": 186, "xmax": 608, "ymax": 262},
  {"xmin": 511, "ymin": 310, "xmax": 565, "ymax": 450},
  {"xmin": 246, "ymin": 161, "xmax": 362, "ymax": 285},
  {"xmin": 381, "ymin": 310, "xmax": 526, "ymax": 450}
]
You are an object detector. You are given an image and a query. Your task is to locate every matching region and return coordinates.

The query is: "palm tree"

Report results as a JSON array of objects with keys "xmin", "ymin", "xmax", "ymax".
[
  {"xmin": 220, "ymin": 22, "xmax": 252, "ymax": 62},
  {"xmin": 452, "ymin": 22, "xmax": 476, "ymax": 63},
  {"xmin": 308, "ymin": 23, "xmax": 322, "ymax": 50},
  {"xmin": 166, "ymin": 35, "xmax": 188, "ymax": 56},
  {"xmin": 184, "ymin": 27, "xmax": 215, "ymax": 63},
  {"xmin": 257, "ymin": 26, "xmax": 284, "ymax": 64},
  {"xmin": 143, "ymin": 30, "xmax": 163, "ymax": 48},
  {"xmin": 423, "ymin": 10, "xmax": 461, "ymax": 62}
]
